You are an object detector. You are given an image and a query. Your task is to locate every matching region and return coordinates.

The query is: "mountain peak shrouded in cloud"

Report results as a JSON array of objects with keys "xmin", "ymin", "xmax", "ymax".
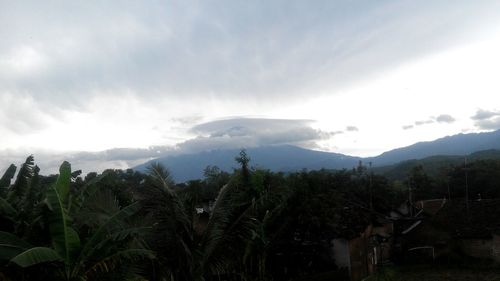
[
  {"xmin": 135, "ymin": 129, "xmax": 500, "ymax": 182},
  {"xmin": 181, "ymin": 118, "xmax": 335, "ymax": 153},
  {"xmin": 1, "ymin": 1, "xmax": 500, "ymax": 171}
]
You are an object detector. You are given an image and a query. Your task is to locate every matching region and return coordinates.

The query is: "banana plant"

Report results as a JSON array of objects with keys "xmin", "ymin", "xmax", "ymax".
[
  {"xmin": 0, "ymin": 161, "xmax": 153, "ymax": 280},
  {"xmin": 0, "ymin": 156, "xmax": 45, "ymax": 237}
]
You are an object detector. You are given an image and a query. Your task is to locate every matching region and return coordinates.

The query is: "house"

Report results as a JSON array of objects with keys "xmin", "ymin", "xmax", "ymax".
[
  {"xmin": 396, "ymin": 198, "xmax": 500, "ymax": 263},
  {"xmin": 433, "ymin": 199, "xmax": 500, "ymax": 261},
  {"xmin": 391, "ymin": 199, "xmax": 447, "ymax": 263},
  {"xmin": 332, "ymin": 206, "xmax": 394, "ymax": 281}
]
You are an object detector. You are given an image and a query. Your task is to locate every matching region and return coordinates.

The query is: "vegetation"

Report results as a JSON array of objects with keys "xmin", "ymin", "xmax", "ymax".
[{"xmin": 0, "ymin": 151, "xmax": 499, "ymax": 280}]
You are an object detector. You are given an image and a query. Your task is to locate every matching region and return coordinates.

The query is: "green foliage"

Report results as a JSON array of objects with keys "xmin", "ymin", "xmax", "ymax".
[
  {"xmin": 1, "ymin": 150, "xmax": 499, "ymax": 280},
  {"xmin": 0, "ymin": 159, "xmax": 153, "ymax": 281},
  {"xmin": 405, "ymin": 165, "xmax": 435, "ymax": 201},
  {"xmin": 10, "ymin": 247, "xmax": 62, "ymax": 268},
  {"xmin": 0, "ymin": 164, "xmax": 16, "ymax": 189}
]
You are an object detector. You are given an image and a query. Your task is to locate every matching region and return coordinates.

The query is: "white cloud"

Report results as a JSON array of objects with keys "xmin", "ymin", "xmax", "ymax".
[
  {"xmin": 436, "ymin": 114, "xmax": 455, "ymax": 124},
  {"xmin": 471, "ymin": 109, "xmax": 500, "ymax": 130},
  {"xmin": 471, "ymin": 109, "xmax": 500, "ymax": 120}
]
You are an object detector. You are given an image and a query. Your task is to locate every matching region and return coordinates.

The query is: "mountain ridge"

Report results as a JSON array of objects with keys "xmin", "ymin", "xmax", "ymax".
[{"xmin": 135, "ymin": 129, "xmax": 500, "ymax": 182}]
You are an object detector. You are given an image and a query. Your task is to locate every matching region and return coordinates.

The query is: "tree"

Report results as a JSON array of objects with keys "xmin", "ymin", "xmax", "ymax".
[
  {"xmin": 406, "ymin": 165, "xmax": 434, "ymax": 201},
  {"xmin": 138, "ymin": 155, "xmax": 283, "ymax": 281},
  {"xmin": 0, "ymin": 161, "xmax": 153, "ymax": 281},
  {"xmin": 235, "ymin": 149, "xmax": 251, "ymax": 183}
]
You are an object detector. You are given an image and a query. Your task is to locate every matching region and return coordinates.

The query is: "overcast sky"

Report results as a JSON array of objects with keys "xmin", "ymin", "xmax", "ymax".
[{"xmin": 1, "ymin": 0, "xmax": 500, "ymax": 172}]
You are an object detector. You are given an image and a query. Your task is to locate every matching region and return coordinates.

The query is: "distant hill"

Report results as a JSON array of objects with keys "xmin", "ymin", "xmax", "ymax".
[
  {"xmin": 135, "ymin": 145, "xmax": 361, "ymax": 182},
  {"xmin": 368, "ymin": 130, "xmax": 500, "ymax": 166},
  {"xmin": 374, "ymin": 149, "xmax": 500, "ymax": 181},
  {"xmin": 135, "ymin": 129, "xmax": 500, "ymax": 182}
]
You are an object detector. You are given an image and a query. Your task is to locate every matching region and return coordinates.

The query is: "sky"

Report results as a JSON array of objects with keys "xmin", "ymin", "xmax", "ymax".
[{"xmin": 1, "ymin": 0, "xmax": 500, "ymax": 173}]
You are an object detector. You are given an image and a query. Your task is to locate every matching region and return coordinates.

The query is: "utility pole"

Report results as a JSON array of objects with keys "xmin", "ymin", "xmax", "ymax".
[
  {"xmin": 369, "ymin": 161, "xmax": 373, "ymax": 211},
  {"xmin": 408, "ymin": 176, "xmax": 413, "ymax": 217},
  {"xmin": 464, "ymin": 157, "xmax": 470, "ymax": 217},
  {"xmin": 447, "ymin": 177, "xmax": 451, "ymax": 201}
]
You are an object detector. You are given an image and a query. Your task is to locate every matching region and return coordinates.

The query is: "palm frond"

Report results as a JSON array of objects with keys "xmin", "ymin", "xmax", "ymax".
[
  {"xmin": 200, "ymin": 181, "xmax": 258, "ymax": 275},
  {"xmin": 75, "ymin": 189, "xmax": 121, "ymax": 231},
  {"xmin": 0, "ymin": 164, "xmax": 16, "ymax": 189},
  {"xmin": 76, "ymin": 202, "xmax": 142, "ymax": 267},
  {"xmin": 84, "ymin": 249, "xmax": 154, "ymax": 277},
  {"xmin": 146, "ymin": 163, "xmax": 175, "ymax": 192},
  {"xmin": 70, "ymin": 170, "xmax": 111, "ymax": 215}
]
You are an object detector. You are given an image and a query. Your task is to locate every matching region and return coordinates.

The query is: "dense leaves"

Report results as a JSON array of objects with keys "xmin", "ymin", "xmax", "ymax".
[{"xmin": 0, "ymin": 153, "xmax": 498, "ymax": 280}]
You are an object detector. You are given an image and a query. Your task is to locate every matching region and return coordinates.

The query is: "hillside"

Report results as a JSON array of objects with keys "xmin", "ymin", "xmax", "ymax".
[
  {"xmin": 135, "ymin": 145, "xmax": 361, "ymax": 182},
  {"xmin": 135, "ymin": 129, "xmax": 500, "ymax": 182},
  {"xmin": 368, "ymin": 130, "xmax": 500, "ymax": 166},
  {"xmin": 374, "ymin": 149, "xmax": 500, "ymax": 181}
]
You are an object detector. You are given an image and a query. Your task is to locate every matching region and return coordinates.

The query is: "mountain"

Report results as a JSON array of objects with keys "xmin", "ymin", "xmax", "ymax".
[
  {"xmin": 135, "ymin": 145, "xmax": 361, "ymax": 182},
  {"xmin": 368, "ymin": 129, "xmax": 500, "ymax": 166},
  {"xmin": 135, "ymin": 129, "xmax": 500, "ymax": 182},
  {"xmin": 374, "ymin": 149, "xmax": 500, "ymax": 181}
]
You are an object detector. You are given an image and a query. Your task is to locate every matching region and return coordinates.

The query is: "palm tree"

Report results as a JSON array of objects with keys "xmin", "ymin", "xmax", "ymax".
[{"xmin": 138, "ymin": 160, "xmax": 284, "ymax": 281}]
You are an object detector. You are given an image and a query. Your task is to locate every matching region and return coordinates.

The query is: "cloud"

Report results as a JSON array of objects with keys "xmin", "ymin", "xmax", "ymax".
[
  {"xmin": 415, "ymin": 120, "xmax": 434, "ymax": 126},
  {"xmin": 471, "ymin": 109, "xmax": 500, "ymax": 130},
  {"xmin": 0, "ymin": 146, "xmax": 177, "ymax": 176},
  {"xmin": 410, "ymin": 114, "xmax": 455, "ymax": 128},
  {"xmin": 346, "ymin": 126, "xmax": 359, "ymax": 132},
  {"xmin": 1, "ymin": 1, "xmax": 497, "ymax": 110},
  {"xmin": 435, "ymin": 114, "xmax": 455, "ymax": 123},
  {"xmin": 401, "ymin": 113, "xmax": 455, "ymax": 130},
  {"xmin": 471, "ymin": 109, "xmax": 500, "ymax": 120},
  {"xmin": 0, "ymin": 94, "xmax": 54, "ymax": 135},
  {"xmin": 183, "ymin": 118, "xmax": 334, "ymax": 152},
  {"xmin": 402, "ymin": 125, "xmax": 414, "ymax": 130},
  {"xmin": 0, "ymin": 117, "xmax": 340, "ymax": 174},
  {"xmin": 474, "ymin": 118, "xmax": 500, "ymax": 130}
]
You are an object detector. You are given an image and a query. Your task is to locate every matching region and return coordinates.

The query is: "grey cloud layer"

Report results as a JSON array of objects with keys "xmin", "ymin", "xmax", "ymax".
[
  {"xmin": 1, "ymin": 0, "xmax": 498, "ymax": 109},
  {"xmin": 184, "ymin": 118, "xmax": 334, "ymax": 152}
]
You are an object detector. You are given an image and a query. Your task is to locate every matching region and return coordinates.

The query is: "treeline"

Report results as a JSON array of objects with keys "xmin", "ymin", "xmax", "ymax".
[
  {"xmin": 0, "ymin": 152, "xmax": 499, "ymax": 280},
  {"xmin": 397, "ymin": 159, "xmax": 500, "ymax": 201}
]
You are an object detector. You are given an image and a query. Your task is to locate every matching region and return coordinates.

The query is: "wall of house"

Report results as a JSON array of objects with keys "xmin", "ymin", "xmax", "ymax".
[
  {"xmin": 332, "ymin": 239, "xmax": 351, "ymax": 271},
  {"xmin": 333, "ymin": 224, "xmax": 393, "ymax": 281},
  {"xmin": 348, "ymin": 236, "xmax": 368, "ymax": 281},
  {"xmin": 372, "ymin": 223, "xmax": 393, "ymax": 262},
  {"xmin": 372, "ymin": 223, "xmax": 393, "ymax": 237},
  {"xmin": 492, "ymin": 234, "xmax": 500, "ymax": 262},
  {"xmin": 462, "ymin": 238, "xmax": 493, "ymax": 259}
]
